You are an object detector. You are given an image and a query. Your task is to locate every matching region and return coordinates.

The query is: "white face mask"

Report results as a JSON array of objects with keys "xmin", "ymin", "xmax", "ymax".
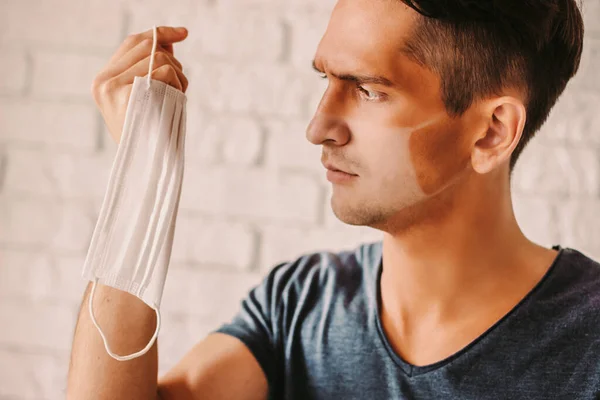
[{"xmin": 81, "ymin": 25, "xmax": 187, "ymax": 361}]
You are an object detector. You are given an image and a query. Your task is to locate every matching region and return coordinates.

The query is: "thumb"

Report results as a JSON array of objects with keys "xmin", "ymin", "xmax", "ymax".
[{"xmin": 154, "ymin": 26, "xmax": 188, "ymax": 45}]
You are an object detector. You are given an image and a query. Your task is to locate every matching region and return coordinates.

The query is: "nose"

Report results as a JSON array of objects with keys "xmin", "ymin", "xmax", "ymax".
[{"xmin": 306, "ymin": 89, "xmax": 351, "ymax": 146}]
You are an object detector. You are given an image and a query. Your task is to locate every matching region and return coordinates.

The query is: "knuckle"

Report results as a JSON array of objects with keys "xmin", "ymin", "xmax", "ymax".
[
  {"xmin": 98, "ymin": 79, "xmax": 117, "ymax": 98},
  {"xmin": 164, "ymin": 64, "xmax": 177, "ymax": 75},
  {"xmin": 155, "ymin": 51, "xmax": 169, "ymax": 64},
  {"xmin": 154, "ymin": 63, "xmax": 171, "ymax": 76},
  {"xmin": 124, "ymin": 33, "xmax": 139, "ymax": 46},
  {"xmin": 142, "ymin": 37, "xmax": 153, "ymax": 49},
  {"xmin": 90, "ymin": 77, "xmax": 101, "ymax": 95},
  {"xmin": 91, "ymin": 75, "xmax": 108, "ymax": 98}
]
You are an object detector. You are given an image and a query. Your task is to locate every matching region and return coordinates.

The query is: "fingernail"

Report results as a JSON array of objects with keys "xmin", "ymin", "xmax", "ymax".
[{"xmin": 176, "ymin": 27, "xmax": 187, "ymax": 33}]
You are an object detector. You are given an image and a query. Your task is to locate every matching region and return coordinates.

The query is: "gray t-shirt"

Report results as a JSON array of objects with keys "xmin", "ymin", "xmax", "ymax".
[{"xmin": 214, "ymin": 242, "xmax": 600, "ymax": 399}]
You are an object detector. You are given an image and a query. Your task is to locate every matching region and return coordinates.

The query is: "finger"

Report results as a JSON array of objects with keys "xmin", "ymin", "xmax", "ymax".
[
  {"xmin": 151, "ymin": 64, "xmax": 183, "ymax": 92},
  {"xmin": 163, "ymin": 43, "xmax": 174, "ymax": 56},
  {"xmin": 108, "ymin": 26, "xmax": 188, "ymax": 65},
  {"xmin": 114, "ymin": 52, "xmax": 188, "ymax": 92},
  {"xmin": 107, "ymin": 39, "xmax": 183, "ymax": 78}
]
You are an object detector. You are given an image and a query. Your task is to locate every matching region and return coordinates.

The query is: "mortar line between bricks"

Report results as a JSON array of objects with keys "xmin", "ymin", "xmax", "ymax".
[
  {"xmin": 23, "ymin": 50, "xmax": 34, "ymax": 97},
  {"xmin": 0, "ymin": 147, "xmax": 6, "ymax": 193},
  {"xmin": 248, "ymin": 226, "xmax": 262, "ymax": 272},
  {"xmin": 121, "ymin": 8, "xmax": 132, "ymax": 39},
  {"xmin": 94, "ymin": 111, "xmax": 106, "ymax": 151},
  {"xmin": 279, "ymin": 19, "xmax": 292, "ymax": 64},
  {"xmin": 0, "ymin": 343, "xmax": 69, "ymax": 359}
]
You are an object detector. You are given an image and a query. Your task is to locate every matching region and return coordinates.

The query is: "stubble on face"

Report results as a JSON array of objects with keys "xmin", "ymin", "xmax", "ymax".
[
  {"xmin": 329, "ymin": 116, "xmax": 470, "ymax": 229},
  {"xmin": 313, "ymin": 0, "xmax": 475, "ymax": 231}
]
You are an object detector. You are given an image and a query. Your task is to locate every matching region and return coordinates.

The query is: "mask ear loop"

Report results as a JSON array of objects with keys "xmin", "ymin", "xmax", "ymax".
[
  {"xmin": 147, "ymin": 25, "xmax": 158, "ymax": 90},
  {"xmin": 88, "ymin": 278, "xmax": 161, "ymax": 361},
  {"xmin": 88, "ymin": 26, "xmax": 162, "ymax": 361}
]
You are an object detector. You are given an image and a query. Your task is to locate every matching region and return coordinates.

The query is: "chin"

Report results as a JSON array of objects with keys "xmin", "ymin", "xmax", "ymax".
[
  {"xmin": 330, "ymin": 195, "xmax": 389, "ymax": 227},
  {"xmin": 330, "ymin": 192, "xmax": 427, "ymax": 232}
]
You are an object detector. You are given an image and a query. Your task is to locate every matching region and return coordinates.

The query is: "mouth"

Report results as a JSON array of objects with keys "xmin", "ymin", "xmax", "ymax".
[
  {"xmin": 322, "ymin": 162, "xmax": 358, "ymax": 184},
  {"xmin": 322, "ymin": 162, "xmax": 357, "ymax": 175}
]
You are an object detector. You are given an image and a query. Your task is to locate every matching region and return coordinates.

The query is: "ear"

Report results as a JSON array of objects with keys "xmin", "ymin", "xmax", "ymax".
[{"xmin": 471, "ymin": 97, "xmax": 526, "ymax": 174}]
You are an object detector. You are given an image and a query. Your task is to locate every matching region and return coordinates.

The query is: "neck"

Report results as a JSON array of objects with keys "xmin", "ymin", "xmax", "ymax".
[{"xmin": 379, "ymin": 168, "xmax": 554, "ymax": 327}]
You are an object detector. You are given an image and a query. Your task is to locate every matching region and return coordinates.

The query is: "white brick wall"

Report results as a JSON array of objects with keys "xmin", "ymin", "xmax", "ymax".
[{"xmin": 0, "ymin": 0, "xmax": 598, "ymax": 398}]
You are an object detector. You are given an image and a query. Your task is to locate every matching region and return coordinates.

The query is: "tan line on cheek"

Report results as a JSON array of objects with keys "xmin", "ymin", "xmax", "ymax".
[{"xmin": 408, "ymin": 119, "xmax": 472, "ymax": 196}]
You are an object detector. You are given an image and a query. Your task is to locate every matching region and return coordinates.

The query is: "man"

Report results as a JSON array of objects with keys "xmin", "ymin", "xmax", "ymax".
[{"xmin": 67, "ymin": 0, "xmax": 600, "ymax": 399}]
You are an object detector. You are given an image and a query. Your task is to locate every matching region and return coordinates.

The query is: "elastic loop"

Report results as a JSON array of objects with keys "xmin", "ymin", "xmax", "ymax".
[
  {"xmin": 88, "ymin": 278, "xmax": 161, "ymax": 362},
  {"xmin": 147, "ymin": 25, "xmax": 158, "ymax": 89}
]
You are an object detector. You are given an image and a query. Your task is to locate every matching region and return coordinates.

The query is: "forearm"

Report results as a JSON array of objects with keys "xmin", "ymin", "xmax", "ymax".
[{"xmin": 67, "ymin": 282, "xmax": 160, "ymax": 399}]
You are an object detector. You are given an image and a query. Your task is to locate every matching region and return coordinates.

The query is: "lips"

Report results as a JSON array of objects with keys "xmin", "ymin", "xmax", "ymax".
[{"xmin": 322, "ymin": 162, "xmax": 358, "ymax": 176}]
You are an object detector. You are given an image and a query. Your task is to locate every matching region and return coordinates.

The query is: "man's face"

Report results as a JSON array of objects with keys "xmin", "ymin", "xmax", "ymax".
[{"xmin": 307, "ymin": 0, "xmax": 474, "ymax": 229}]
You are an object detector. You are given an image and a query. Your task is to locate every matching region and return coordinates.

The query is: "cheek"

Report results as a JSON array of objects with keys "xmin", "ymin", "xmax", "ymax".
[
  {"xmin": 408, "ymin": 121, "xmax": 471, "ymax": 195},
  {"xmin": 356, "ymin": 128, "xmax": 417, "ymax": 187}
]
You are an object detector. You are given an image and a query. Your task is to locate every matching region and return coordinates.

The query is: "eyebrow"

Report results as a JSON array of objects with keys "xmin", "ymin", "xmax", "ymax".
[{"xmin": 312, "ymin": 60, "xmax": 394, "ymax": 87}]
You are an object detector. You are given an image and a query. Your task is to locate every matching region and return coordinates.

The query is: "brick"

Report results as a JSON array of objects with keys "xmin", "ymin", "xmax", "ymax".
[
  {"xmin": 557, "ymin": 199, "xmax": 600, "ymax": 260},
  {"xmin": 212, "ymin": 115, "xmax": 265, "ymax": 166},
  {"xmin": 179, "ymin": 167, "xmax": 323, "ymax": 224},
  {"xmin": 570, "ymin": 37, "xmax": 600, "ymax": 90},
  {"xmin": 0, "ymin": 249, "xmax": 87, "ymax": 306},
  {"xmin": 161, "ymin": 266, "xmax": 263, "ymax": 319},
  {"xmin": 157, "ymin": 314, "xmax": 194, "ymax": 375},
  {"xmin": 284, "ymin": 9, "xmax": 331, "ymax": 68},
  {"xmin": 0, "ymin": 50, "xmax": 28, "ymax": 95},
  {"xmin": 156, "ymin": 313, "xmax": 226, "ymax": 375},
  {"xmin": 217, "ymin": 0, "xmax": 336, "ymax": 10},
  {"xmin": 189, "ymin": 62, "xmax": 310, "ymax": 117},
  {"xmin": 183, "ymin": 104, "xmax": 217, "ymax": 165},
  {"xmin": 171, "ymin": 214, "xmax": 257, "ymax": 271},
  {"xmin": 582, "ymin": 0, "xmax": 600, "ymax": 34},
  {"xmin": 0, "ymin": 145, "xmax": 6, "ymax": 191},
  {"xmin": 512, "ymin": 194, "xmax": 560, "ymax": 247},
  {"xmin": 264, "ymin": 119, "xmax": 322, "ymax": 173},
  {"xmin": 0, "ymin": 100, "xmax": 98, "ymax": 150},
  {"xmin": 512, "ymin": 139, "xmax": 600, "ymax": 196},
  {"xmin": 185, "ymin": 110, "xmax": 265, "ymax": 167},
  {"xmin": 31, "ymin": 51, "xmax": 106, "ymax": 100},
  {"xmin": 0, "ymin": 299, "xmax": 76, "ymax": 352},
  {"xmin": 0, "ymin": 0, "xmax": 123, "ymax": 49},
  {"xmin": 542, "ymin": 89, "xmax": 600, "ymax": 146},
  {"xmin": 259, "ymin": 224, "xmax": 382, "ymax": 272},
  {"xmin": 194, "ymin": 8, "xmax": 285, "ymax": 62},
  {"xmin": 0, "ymin": 195, "xmax": 94, "ymax": 253},
  {"xmin": 126, "ymin": 0, "xmax": 199, "ymax": 33},
  {"xmin": 222, "ymin": 117, "xmax": 265, "ymax": 166},
  {"xmin": 52, "ymin": 255, "xmax": 91, "ymax": 302},
  {"xmin": 0, "ymin": 195, "xmax": 61, "ymax": 246},
  {"xmin": 3, "ymin": 147, "xmax": 112, "ymax": 199},
  {"xmin": 288, "ymin": 0, "xmax": 337, "ymax": 11},
  {"xmin": 0, "ymin": 348, "xmax": 68, "ymax": 400},
  {"xmin": 0, "ymin": 249, "xmax": 53, "ymax": 302}
]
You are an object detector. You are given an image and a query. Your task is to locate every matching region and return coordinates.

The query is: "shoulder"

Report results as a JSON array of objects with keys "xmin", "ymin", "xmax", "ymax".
[
  {"xmin": 553, "ymin": 247, "xmax": 600, "ymax": 297},
  {"xmin": 540, "ymin": 247, "xmax": 600, "ymax": 328},
  {"xmin": 265, "ymin": 241, "xmax": 383, "ymax": 304}
]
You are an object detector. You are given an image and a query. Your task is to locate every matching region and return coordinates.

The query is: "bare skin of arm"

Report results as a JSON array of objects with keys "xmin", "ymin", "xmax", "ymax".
[
  {"xmin": 66, "ymin": 26, "xmax": 268, "ymax": 400},
  {"xmin": 67, "ymin": 283, "xmax": 268, "ymax": 400}
]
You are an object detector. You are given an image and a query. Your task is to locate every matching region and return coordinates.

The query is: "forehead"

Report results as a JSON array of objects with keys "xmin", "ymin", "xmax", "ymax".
[{"xmin": 314, "ymin": 0, "xmax": 417, "ymax": 78}]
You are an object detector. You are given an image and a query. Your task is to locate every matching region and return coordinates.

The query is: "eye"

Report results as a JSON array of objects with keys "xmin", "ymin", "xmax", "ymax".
[{"xmin": 357, "ymin": 85, "xmax": 384, "ymax": 101}]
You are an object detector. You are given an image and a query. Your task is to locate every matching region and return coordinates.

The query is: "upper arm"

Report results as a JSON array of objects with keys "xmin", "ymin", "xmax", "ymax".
[
  {"xmin": 158, "ymin": 260, "xmax": 301, "ymax": 400},
  {"xmin": 157, "ymin": 333, "xmax": 268, "ymax": 400}
]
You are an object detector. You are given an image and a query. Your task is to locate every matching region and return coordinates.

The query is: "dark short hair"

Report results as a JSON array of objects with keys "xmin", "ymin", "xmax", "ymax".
[{"xmin": 399, "ymin": 0, "xmax": 585, "ymax": 170}]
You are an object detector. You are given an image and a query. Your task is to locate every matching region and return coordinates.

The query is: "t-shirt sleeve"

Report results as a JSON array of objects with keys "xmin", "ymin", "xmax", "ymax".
[{"xmin": 212, "ymin": 261, "xmax": 295, "ymax": 393}]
